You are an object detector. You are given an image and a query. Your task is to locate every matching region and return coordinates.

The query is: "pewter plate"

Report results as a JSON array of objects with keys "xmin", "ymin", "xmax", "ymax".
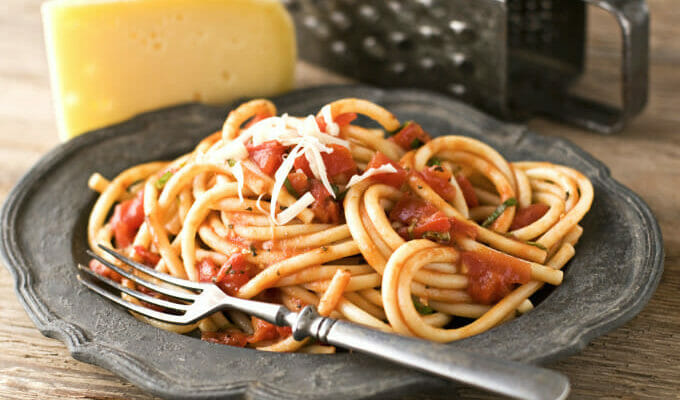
[{"xmin": 0, "ymin": 86, "xmax": 663, "ymax": 399}]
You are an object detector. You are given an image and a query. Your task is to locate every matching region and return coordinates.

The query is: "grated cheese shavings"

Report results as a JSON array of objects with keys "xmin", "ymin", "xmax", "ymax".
[
  {"xmin": 320, "ymin": 104, "xmax": 340, "ymax": 136},
  {"xmin": 231, "ymin": 161, "xmax": 245, "ymax": 202},
  {"xmin": 345, "ymin": 164, "xmax": 398, "ymax": 188},
  {"xmin": 276, "ymin": 192, "xmax": 315, "ymax": 225}
]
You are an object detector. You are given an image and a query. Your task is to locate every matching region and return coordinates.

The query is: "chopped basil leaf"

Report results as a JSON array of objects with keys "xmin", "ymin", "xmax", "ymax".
[
  {"xmin": 422, "ymin": 231, "xmax": 451, "ymax": 243},
  {"xmin": 481, "ymin": 198, "xmax": 517, "ymax": 228},
  {"xmin": 331, "ymin": 184, "xmax": 347, "ymax": 201},
  {"xmin": 427, "ymin": 157, "xmax": 442, "ymax": 166},
  {"xmin": 245, "ymin": 207, "xmax": 253, "ymax": 211},
  {"xmin": 227, "ymin": 159, "xmax": 236, "ymax": 167},
  {"xmin": 410, "ymin": 138, "xmax": 424, "ymax": 149},
  {"xmin": 526, "ymin": 241, "xmax": 547, "ymax": 250},
  {"xmin": 155, "ymin": 171, "xmax": 173, "ymax": 190},
  {"xmin": 250, "ymin": 245, "xmax": 257, "ymax": 257},
  {"xmin": 412, "ymin": 296, "xmax": 435, "ymax": 315},
  {"xmin": 284, "ymin": 178, "xmax": 299, "ymax": 198}
]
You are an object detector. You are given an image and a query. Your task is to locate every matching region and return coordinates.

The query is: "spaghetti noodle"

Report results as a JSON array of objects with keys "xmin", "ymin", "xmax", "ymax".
[{"xmin": 86, "ymin": 98, "xmax": 593, "ymax": 352}]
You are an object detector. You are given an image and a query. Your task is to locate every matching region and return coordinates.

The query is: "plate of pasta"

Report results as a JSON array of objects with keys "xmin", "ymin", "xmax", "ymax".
[{"xmin": 0, "ymin": 86, "xmax": 663, "ymax": 399}]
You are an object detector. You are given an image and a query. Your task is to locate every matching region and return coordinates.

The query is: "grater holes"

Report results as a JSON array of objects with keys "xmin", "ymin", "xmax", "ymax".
[
  {"xmin": 329, "ymin": 10, "xmax": 351, "ymax": 31},
  {"xmin": 358, "ymin": 5, "xmax": 379, "ymax": 23},
  {"xmin": 362, "ymin": 36, "xmax": 387, "ymax": 60}
]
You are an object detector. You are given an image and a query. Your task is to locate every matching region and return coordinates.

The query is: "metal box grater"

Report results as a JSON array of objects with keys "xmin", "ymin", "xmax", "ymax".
[{"xmin": 283, "ymin": 0, "xmax": 649, "ymax": 133}]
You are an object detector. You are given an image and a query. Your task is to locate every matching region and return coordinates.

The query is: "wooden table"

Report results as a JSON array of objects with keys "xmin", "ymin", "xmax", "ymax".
[{"xmin": 1, "ymin": 1, "xmax": 678, "ymax": 398}]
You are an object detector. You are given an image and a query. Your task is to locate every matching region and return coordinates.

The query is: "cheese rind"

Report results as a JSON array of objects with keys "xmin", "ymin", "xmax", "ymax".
[{"xmin": 42, "ymin": 0, "xmax": 296, "ymax": 140}]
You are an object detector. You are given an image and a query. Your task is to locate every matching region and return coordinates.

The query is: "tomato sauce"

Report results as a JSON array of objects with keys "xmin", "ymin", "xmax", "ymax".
[
  {"xmin": 510, "ymin": 203, "xmax": 550, "ymax": 230},
  {"xmin": 132, "ymin": 245, "xmax": 160, "ymax": 267},
  {"xmin": 388, "ymin": 194, "xmax": 476, "ymax": 242},
  {"xmin": 367, "ymin": 152, "xmax": 407, "ymax": 188},
  {"xmin": 201, "ymin": 330, "xmax": 249, "ymax": 347},
  {"xmin": 294, "ymin": 144, "xmax": 357, "ymax": 184},
  {"xmin": 247, "ymin": 140, "xmax": 288, "ymax": 176},
  {"xmin": 309, "ymin": 179, "xmax": 341, "ymax": 224},
  {"xmin": 462, "ymin": 249, "xmax": 531, "ymax": 304},
  {"xmin": 418, "ymin": 166, "xmax": 457, "ymax": 202},
  {"xmin": 247, "ymin": 317, "xmax": 292, "ymax": 343},
  {"xmin": 455, "ymin": 175, "xmax": 479, "ymax": 208},
  {"xmin": 110, "ymin": 190, "xmax": 145, "ymax": 248},
  {"xmin": 287, "ymin": 171, "xmax": 310, "ymax": 195},
  {"xmin": 315, "ymin": 112, "xmax": 357, "ymax": 133},
  {"xmin": 389, "ymin": 122, "xmax": 431, "ymax": 150},
  {"xmin": 197, "ymin": 254, "xmax": 257, "ymax": 296}
]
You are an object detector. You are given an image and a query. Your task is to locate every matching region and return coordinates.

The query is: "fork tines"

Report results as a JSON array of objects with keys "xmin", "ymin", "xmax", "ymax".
[{"xmin": 77, "ymin": 246, "xmax": 205, "ymax": 325}]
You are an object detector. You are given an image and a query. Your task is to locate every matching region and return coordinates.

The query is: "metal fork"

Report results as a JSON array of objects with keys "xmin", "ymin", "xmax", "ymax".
[{"xmin": 78, "ymin": 245, "xmax": 570, "ymax": 400}]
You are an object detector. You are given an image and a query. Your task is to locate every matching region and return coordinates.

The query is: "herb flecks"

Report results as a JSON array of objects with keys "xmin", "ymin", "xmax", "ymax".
[
  {"xmin": 481, "ymin": 198, "xmax": 517, "ymax": 228},
  {"xmin": 526, "ymin": 241, "xmax": 547, "ymax": 250},
  {"xmin": 284, "ymin": 178, "xmax": 299, "ymax": 199},
  {"xmin": 422, "ymin": 231, "xmax": 451, "ymax": 243},
  {"xmin": 410, "ymin": 138, "xmax": 424, "ymax": 149},
  {"xmin": 227, "ymin": 159, "xmax": 236, "ymax": 167},
  {"xmin": 412, "ymin": 296, "xmax": 434, "ymax": 315},
  {"xmin": 250, "ymin": 245, "xmax": 258, "ymax": 257},
  {"xmin": 155, "ymin": 171, "xmax": 174, "ymax": 190},
  {"xmin": 427, "ymin": 157, "xmax": 442, "ymax": 166}
]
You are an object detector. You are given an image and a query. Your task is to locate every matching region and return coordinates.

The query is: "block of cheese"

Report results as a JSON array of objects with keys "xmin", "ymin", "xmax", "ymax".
[{"xmin": 42, "ymin": 0, "xmax": 296, "ymax": 141}]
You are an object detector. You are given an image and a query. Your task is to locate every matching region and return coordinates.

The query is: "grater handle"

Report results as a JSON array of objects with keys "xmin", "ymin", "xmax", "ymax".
[{"xmin": 552, "ymin": 0, "xmax": 649, "ymax": 134}]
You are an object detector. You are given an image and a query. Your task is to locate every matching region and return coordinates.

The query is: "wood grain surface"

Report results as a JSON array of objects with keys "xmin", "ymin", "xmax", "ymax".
[{"xmin": 1, "ymin": 1, "xmax": 678, "ymax": 399}]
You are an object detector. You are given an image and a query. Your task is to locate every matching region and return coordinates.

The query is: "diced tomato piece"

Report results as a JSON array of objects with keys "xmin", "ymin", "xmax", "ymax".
[
  {"xmin": 510, "ymin": 203, "xmax": 550, "ymax": 230},
  {"xmin": 413, "ymin": 212, "xmax": 451, "ymax": 237},
  {"xmin": 247, "ymin": 317, "xmax": 292, "ymax": 343},
  {"xmin": 197, "ymin": 258, "xmax": 219, "ymax": 282},
  {"xmin": 287, "ymin": 171, "xmax": 310, "ymax": 196},
  {"xmin": 202, "ymin": 330, "xmax": 249, "ymax": 347},
  {"xmin": 419, "ymin": 166, "xmax": 456, "ymax": 202},
  {"xmin": 316, "ymin": 112, "xmax": 357, "ymax": 133},
  {"xmin": 110, "ymin": 190, "xmax": 145, "ymax": 248},
  {"xmin": 389, "ymin": 194, "xmax": 450, "ymax": 240},
  {"xmin": 213, "ymin": 253, "xmax": 257, "ymax": 296},
  {"xmin": 389, "ymin": 122, "xmax": 431, "ymax": 151},
  {"xmin": 323, "ymin": 144, "xmax": 357, "ymax": 183},
  {"xmin": 309, "ymin": 179, "xmax": 342, "ymax": 224},
  {"xmin": 133, "ymin": 245, "xmax": 160, "ymax": 267},
  {"xmin": 455, "ymin": 175, "xmax": 479, "ymax": 208},
  {"xmin": 89, "ymin": 259, "xmax": 122, "ymax": 283},
  {"xmin": 462, "ymin": 249, "xmax": 531, "ymax": 304},
  {"xmin": 244, "ymin": 113, "xmax": 272, "ymax": 129},
  {"xmin": 366, "ymin": 152, "xmax": 407, "ymax": 188},
  {"xmin": 389, "ymin": 194, "xmax": 440, "ymax": 227},
  {"xmin": 198, "ymin": 254, "xmax": 256, "ymax": 296},
  {"xmin": 247, "ymin": 140, "xmax": 288, "ymax": 176},
  {"xmin": 294, "ymin": 144, "xmax": 357, "ymax": 184},
  {"xmin": 293, "ymin": 154, "xmax": 313, "ymax": 177}
]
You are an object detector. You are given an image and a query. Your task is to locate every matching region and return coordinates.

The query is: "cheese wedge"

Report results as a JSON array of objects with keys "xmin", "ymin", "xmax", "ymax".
[{"xmin": 42, "ymin": 0, "xmax": 296, "ymax": 140}]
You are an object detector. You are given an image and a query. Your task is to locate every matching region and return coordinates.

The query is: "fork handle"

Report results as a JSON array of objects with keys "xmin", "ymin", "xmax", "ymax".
[{"xmin": 291, "ymin": 306, "xmax": 570, "ymax": 400}]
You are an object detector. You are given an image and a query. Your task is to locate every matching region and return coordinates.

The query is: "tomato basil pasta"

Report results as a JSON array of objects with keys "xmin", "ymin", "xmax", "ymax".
[{"xmin": 87, "ymin": 98, "xmax": 593, "ymax": 352}]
